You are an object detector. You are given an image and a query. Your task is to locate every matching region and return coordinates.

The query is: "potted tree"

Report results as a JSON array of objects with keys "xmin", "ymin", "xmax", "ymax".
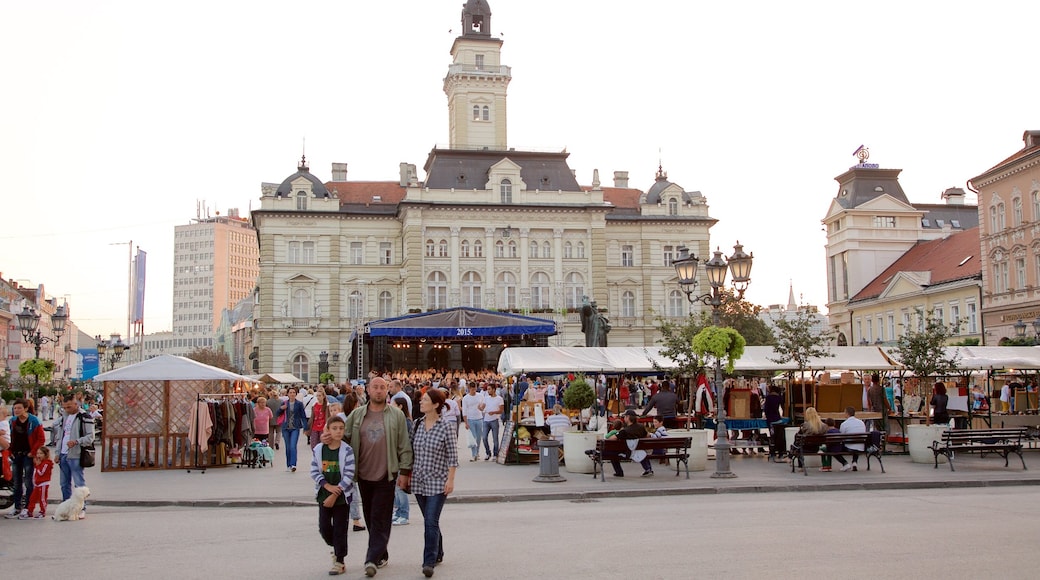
[{"xmin": 561, "ymin": 374, "xmax": 599, "ymax": 474}]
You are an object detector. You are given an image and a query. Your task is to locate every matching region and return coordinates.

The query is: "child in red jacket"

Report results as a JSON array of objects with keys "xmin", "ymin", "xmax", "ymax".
[{"xmin": 26, "ymin": 447, "xmax": 54, "ymax": 519}]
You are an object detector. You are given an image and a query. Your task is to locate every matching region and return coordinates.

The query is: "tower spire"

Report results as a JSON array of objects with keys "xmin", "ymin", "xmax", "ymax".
[{"xmin": 787, "ymin": 280, "xmax": 797, "ymax": 311}]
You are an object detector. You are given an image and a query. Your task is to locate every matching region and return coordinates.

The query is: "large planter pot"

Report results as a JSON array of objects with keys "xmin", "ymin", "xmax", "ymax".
[
  {"xmin": 908, "ymin": 424, "xmax": 949, "ymax": 464},
  {"xmin": 665, "ymin": 429, "xmax": 708, "ymax": 471},
  {"xmin": 786, "ymin": 427, "xmax": 821, "ymax": 467},
  {"xmin": 563, "ymin": 430, "xmax": 601, "ymax": 474}
]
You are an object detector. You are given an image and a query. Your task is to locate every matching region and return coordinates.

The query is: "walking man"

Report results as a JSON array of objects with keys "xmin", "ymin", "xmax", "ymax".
[
  {"xmin": 461, "ymin": 383, "xmax": 485, "ymax": 461},
  {"xmin": 4, "ymin": 399, "xmax": 46, "ymax": 519},
  {"xmin": 52, "ymin": 396, "xmax": 94, "ymax": 518},
  {"xmin": 343, "ymin": 377, "xmax": 414, "ymax": 577},
  {"xmin": 481, "ymin": 384, "xmax": 504, "ymax": 460}
]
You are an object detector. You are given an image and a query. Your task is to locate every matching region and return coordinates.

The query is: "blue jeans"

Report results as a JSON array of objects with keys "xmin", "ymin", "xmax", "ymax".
[
  {"xmin": 59, "ymin": 454, "xmax": 87, "ymax": 503},
  {"xmin": 283, "ymin": 428, "xmax": 301, "ymax": 468},
  {"xmin": 483, "ymin": 419, "xmax": 500, "ymax": 457},
  {"xmin": 416, "ymin": 493, "xmax": 447, "ymax": 567},
  {"xmin": 350, "ymin": 481, "xmax": 362, "ymax": 521},
  {"xmin": 393, "ymin": 483, "xmax": 410, "ymax": 520},
  {"xmin": 11, "ymin": 453, "xmax": 34, "ymax": 511},
  {"xmin": 466, "ymin": 419, "xmax": 484, "ymax": 459}
]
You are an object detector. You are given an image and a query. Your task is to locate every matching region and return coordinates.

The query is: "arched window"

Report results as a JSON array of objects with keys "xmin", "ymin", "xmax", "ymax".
[
  {"xmin": 998, "ymin": 203, "xmax": 1006, "ymax": 230},
  {"xmin": 482, "ymin": 105, "xmax": 489, "ymax": 121},
  {"xmin": 563, "ymin": 241, "xmax": 573, "ymax": 259},
  {"xmin": 461, "ymin": 240, "xmax": 471, "ymax": 258},
  {"xmin": 495, "ymin": 240, "xmax": 505, "ymax": 258},
  {"xmin": 461, "ymin": 271, "xmax": 482, "ymax": 308},
  {"xmin": 497, "ymin": 271, "xmax": 517, "ymax": 309},
  {"xmin": 378, "ymin": 291, "xmax": 394, "ymax": 318},
  {"xmin": 348, "ymin": 290, "xmax": 364, "ymax": 318},
  {"xmin": 621, "ymin": 291, "xmax": 636, "ymax": 317},
  {"xmin": 1033, "ymin": 191, "xmax": 1040, "ymax": 221},
  {"xmin": 500, "ymin": 179, "xmax": 513, "ymax": 204},
  {"xmin": 531, "ymin": 272, "xmax": 550, "ymax": 309},
  {"xmin": 1014, "ymin": 198, "xmax": 1023, "ymax": 226},
  {"xmin": 577, "ymin": 241, "xmax": 586, "ymax": 259},
  {"xmin": 529, "ymin": 240, "xmax": 539, "ymax": 258},
  {"xmin": 296, "ymin": 191, "xmax": 307, "ymax": 211},
  {"xmin": 292, "ymin": 354, "xmax": 310, "ymax": 383},
  {"xmin": 669, "ymin": 198, "xmax": 678, "ymax": 216},
  {"xmin": 427, "ymin": 272, "xmax": 447, "ymax": 310},
  {"xmin": 438, "ymin": 239, "xmax": 449, "ymax": 257},
  {"xmin": 508, "ymin": 240, "xmax": 518, "ymax": 258},
  {"xmin": 426, "ymin": 239, "xmax": 435, "ymax": 257},
  {"xmin": 565, "ymin": 272, "xmax": 584, "ymax": 309},
  {"xmin": 990, "ymin": 206, "xmax": 998, "ymax": 232},
  {"xmin": 667, "ymin": 290, "xmax": 684, "ymax": 317},
  {"xmin": 292, "ymin": 288, "xmax": 311, "ymax": 317},
  {"xmin": 543, "ymin": 241, "xmax": 551, "ymax": 258},
  {"xmin": 473, "ymin": 239, "xmax": 484, "ymax": 258},
  {"xmin": 472, "ymin": 105, "xmax": 480, "ymax": 120}
]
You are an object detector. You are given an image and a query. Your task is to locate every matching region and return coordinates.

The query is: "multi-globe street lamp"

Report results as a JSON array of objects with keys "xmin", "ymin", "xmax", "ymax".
[
  {"xmin": 97, "ymin": 333, "xmax": 127, "ymax": 371},
  {"xmin": 672, "ymin": 242, "xmax": 753, "ymax": 479},
  {"xmin": 16, "ymin": 303, "xmax": 69, "ymax": 400}
]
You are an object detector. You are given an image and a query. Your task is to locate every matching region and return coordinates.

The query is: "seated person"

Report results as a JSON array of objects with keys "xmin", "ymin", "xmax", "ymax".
[
  {"xmin": 833, "ymin": 407, "xmax": 866, "ymax": 472},
  {"xmin": 650, "ymin": 416, "xmax": 669, "ymax": 463},
  {"xmin": 608, "ymin": 410, "xmax": 653, "ymax": 477},
  {"xmin": 545, "ymin": 405, "xmax": 573, "ymax": 439},
  {"xmin": 605, "ymin": 420, "xmax": 624, "ymax": 440},
  {"xmin": 794, "ymin": 407, "xmax": 829, "ymax": 470}
]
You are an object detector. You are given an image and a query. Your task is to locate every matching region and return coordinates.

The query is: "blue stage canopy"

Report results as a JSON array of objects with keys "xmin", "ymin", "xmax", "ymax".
[{"xmin": 363, "ymin": 307, "xmax": 556, "ymax": 339}]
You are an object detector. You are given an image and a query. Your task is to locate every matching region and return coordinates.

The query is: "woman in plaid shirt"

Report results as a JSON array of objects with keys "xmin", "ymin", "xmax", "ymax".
[{"xmin": 411, "ymin": 388, "xmax": 458, "ymax": 578}]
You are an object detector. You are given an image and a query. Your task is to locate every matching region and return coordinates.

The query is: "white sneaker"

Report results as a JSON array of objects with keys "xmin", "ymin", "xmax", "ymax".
[
  {"xmin": 840, "ymin": 464, "xmax": 853, "ymax": 472},
  {"xmin": 4, "ymin": 509, "xmax": 20, "ymax": 519},
  {"xmin": 392, "ymin": 517, "xmax": 409, "ymax": 526}
]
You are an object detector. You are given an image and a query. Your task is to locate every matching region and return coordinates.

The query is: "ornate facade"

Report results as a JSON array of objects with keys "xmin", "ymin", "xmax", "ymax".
[{"xmin": 251, "ymin": 1, "xmax": 718, "ymax": 380}]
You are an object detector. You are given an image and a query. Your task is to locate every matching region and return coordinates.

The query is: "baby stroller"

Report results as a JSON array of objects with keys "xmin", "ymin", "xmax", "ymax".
[
  {"xmin": 242, "ymin": 439, "xmax": 273, "ymax": 469},
  {"xmin": 0, "ymin": 451, "xmax": 13, "ymax": 510}
]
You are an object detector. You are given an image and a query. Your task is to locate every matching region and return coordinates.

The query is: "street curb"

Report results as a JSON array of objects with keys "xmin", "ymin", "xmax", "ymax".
[{"xmin": 85, "ymin": 477, "xmax": 1040, "ymax": 508}]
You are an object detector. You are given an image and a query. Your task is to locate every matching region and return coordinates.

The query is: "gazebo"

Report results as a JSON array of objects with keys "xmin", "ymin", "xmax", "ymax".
[{"xmin": 93, "ymin": 355, "xmax": 251, "ymax": 471}]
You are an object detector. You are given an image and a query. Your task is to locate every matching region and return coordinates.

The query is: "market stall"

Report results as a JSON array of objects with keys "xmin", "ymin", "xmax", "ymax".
[{"xmin": 93, "ymin": 355, "xmax": 252, "ymax": 471}]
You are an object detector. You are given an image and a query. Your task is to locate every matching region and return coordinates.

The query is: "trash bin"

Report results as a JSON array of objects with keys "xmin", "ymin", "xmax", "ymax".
[{"xmin": 533, "ymin": 439, "xmax": 566, "ymax": 483}]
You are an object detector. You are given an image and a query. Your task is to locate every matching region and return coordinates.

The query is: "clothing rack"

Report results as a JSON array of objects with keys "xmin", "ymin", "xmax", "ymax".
[{"xmin": 188, "ymin": 392, "xmax": 249, "ymax": 473}]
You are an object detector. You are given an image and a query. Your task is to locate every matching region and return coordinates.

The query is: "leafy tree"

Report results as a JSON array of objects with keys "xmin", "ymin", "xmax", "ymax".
[
  {"xmin": 185, "ymin": 347, "xmax": 236, "ymax": 372},
  {"xmin": 319, "ymin": 372, "xmax": 335, "ymax": 384},
  {"xmin": 892, "ymin": 309, "xmax": 961, "ymax": 379},
  {"xmin": 19, "ymin": 358, "xmax": 56, "ymax": 384},
  {"xmin": 769, "ymin": 306, "xmax": 834, "ymax": 415},
  {"xmin": 652, "ymin": 312, "xmax": 707, "ymax": 380},
  {"xmin": 714, "ymin": 288, "xmax": 777, "ymax": 346},
  {"xmin": 951, "ymin": 337, "xmax": 981, "ymax": 347},
  {"xmin": 692, "ymin": 326, "xmax": 746, "ymax": 374}
]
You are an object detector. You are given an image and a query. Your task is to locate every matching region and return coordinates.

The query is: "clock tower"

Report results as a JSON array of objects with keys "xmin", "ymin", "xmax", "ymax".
[{"xmin": 444, "ymin": 0, "xmax": 510, "ymax": 150}]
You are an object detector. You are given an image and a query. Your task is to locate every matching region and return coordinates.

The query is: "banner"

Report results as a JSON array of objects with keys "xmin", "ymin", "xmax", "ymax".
[{"xmin": 132, "ymin": 249, "xmax": 147, "ymax": 323}]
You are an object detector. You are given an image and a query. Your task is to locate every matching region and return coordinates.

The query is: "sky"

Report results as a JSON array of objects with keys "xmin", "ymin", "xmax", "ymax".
[{"xmin": 3, "ymin": 0, "xmax": 1040, "ymax": 340}]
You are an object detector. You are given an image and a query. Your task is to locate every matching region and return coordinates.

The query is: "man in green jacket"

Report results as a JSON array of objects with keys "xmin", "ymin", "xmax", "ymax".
[{"xmin": 343, "ymin": 376, "xmax": 414, "ymax": 577}]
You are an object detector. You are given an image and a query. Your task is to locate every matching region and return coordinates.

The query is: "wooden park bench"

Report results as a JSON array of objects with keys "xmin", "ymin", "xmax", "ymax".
[
  {"xmin": 789, "ymin": 431, "xmax": 886, "ymax": 476},
  {"xmin": 586, "ymin": 436, "xmax": 693, "ymax": 481},
  {"xmin": 929, "ymin": 428, "xmax": 1028, "ymax": 472}
]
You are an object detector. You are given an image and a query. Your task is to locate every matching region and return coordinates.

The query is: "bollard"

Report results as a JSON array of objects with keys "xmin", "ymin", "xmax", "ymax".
[{"xmin": 532, "ymin": 438, "xmax": 566, "ymax": 483}]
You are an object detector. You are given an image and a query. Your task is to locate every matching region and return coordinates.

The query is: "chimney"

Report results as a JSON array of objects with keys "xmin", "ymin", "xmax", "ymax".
[
  {"xmin": 613, "ymin": 171, "xmax": 629, "ymax": 188},
  {"xmin": 1024, "ymin": 130, "xmax": 1040, "ymax": 149},
  {"xmin": 331, "ymin": 162, "xmax": 348, "ymax": 182},
  {"xmin": 941, "ymin": 187, "xmax": 966, "ymax": 206},
  {"xmin": 399, "ymin": 163, "xmax": 418, "ymax": 187}
]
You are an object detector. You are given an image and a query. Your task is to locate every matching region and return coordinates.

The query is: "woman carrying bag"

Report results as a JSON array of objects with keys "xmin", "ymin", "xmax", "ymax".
[{"xmin": 409, "ymin": 388, "xmax": 458, "ymax": 577}]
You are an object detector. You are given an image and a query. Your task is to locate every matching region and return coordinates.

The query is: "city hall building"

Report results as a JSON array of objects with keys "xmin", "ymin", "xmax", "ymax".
[{"xmin": 251, "ymin": 1, "xmax": 718, "ymax": 381}]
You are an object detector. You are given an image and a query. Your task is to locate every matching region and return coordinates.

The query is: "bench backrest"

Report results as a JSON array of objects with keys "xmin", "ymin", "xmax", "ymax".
[
  {"xmin": 794, "ymin": 431, "xmax": 884, "ymax": 449},
  {"xmin": 941, "ymin": 428, "xmax": 1027, "ymax": 444},
  {"xmin": 595, "ymin": 437, "xmax": 692, "ymax": 453}
]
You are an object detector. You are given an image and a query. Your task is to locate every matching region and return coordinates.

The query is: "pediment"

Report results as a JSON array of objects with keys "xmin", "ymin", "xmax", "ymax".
[
  {"xmin": 853, "ymin": 194, "xmax": 918, "ymax": 213},
  {"xmin": 285, "ymin": 273, "xmax": 319, "ymax": 284},
  {"xmin": 877, "ymin": 271, "xmax": 930, "ymax": 299}
]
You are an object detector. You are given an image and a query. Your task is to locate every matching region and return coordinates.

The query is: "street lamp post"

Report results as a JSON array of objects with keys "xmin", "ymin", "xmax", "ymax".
[
  {"xmin": 16, "ymin": 304, "xmax": 69, "ymax": 400},
  {"xmin": 672, "ymin": 242, "xmax": 753, "ymax": 479},
  {"xmin": 318, "ymin": 350, "xmax": 329, "ymax": 383},
  {"xmin": 96, "ymin": 333, "xmax": 127, "ymax": 371}
]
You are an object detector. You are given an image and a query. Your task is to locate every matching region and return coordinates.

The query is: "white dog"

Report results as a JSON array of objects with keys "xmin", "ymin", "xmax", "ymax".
[{"xmin": 52, "ymin": 486, "xmax": 90, "ymax": 521}]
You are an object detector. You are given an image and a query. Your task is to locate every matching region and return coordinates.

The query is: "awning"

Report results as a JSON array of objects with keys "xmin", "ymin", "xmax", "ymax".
[
  {"xmin": 247, "ymin": 373, "xmax": 304, "ymax": 384},
  {"xmin": 364, "ymin": 307, "xmax": 556, "ymax": 339},
  {"xmin": 883, "ymin": 345, "xmax": 1040, "ymax": 371},
  {"xmin": 94, "ymin": 354, "xmax": 252, "ymax": 382}
]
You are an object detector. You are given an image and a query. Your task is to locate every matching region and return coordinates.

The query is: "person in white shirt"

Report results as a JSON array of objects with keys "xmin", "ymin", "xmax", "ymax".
[
  {"xmin": 1000, "ymin": 383, "xmax": 1012, "ymax": 413},
  {"xmin": 441, "ymin": 389, "xmax": 460, "ymax": 438},
  {"xmin": 481, "ymin": 384, "xmax": 504, "ymax": 460},
  {"xmin": 461, "ymin": 383, "xmax": 485, "ymax": 461},
  {"xmin": 389, "ymin": 379, "xmax": 412, "ymax": 417},
  {"xmin": 545, "ymin": 405, "xmax": 573, "ymax": 439},
  {"xmin": 835, "ymin": 406, "xmax": 866, "ymax": 472}
]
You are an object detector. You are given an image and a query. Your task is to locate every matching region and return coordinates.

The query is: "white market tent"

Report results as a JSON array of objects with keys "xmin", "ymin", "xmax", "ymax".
[
  {"xmin": 882, "ymin": 346, "xmax": 1040, "ymax": 372},
  {"xmin": 247, "ymin": 372, "xmax": 304, "ymax": 384},
  {"xmin": 95, "ymin": 354, "xmax": 253, "ymax": 382},
  {"xmin": 93, "ymin": 355, "xmax": 252, "ymax": 472},
  {"xmin": 497, "ymin": 345, "xmax": 897, "ymax": 377}
]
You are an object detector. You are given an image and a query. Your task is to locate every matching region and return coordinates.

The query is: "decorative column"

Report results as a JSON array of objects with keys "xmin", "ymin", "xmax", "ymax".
[
  {"xmin": 484, "ymin": 227, "xmax": 496, "ymax": 309},
  {"xmin": 519, "ymin": 227, "xmax": 531, "ymax": 296}
]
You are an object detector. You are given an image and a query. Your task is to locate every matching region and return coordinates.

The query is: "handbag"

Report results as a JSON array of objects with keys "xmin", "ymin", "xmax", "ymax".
[{"xmin": 77, "ymin": 413, "xmax": 96, "ymax": 468}]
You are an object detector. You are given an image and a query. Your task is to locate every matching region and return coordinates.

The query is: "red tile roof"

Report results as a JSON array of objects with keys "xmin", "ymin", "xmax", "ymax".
[
  {"xmin": 584, "ymin": 186, "xmax": 644, "ymax": 209},
  {"xmin": 849, "ymin": 227, "xmax": 981, "ymax": 303},
  {"xmin": 972, "ymin": 145, "xmax": 1040, "ymax": 183},
  {"xmin": 325, "ymin": 181, "xmax": 406, "ymax": 205}
]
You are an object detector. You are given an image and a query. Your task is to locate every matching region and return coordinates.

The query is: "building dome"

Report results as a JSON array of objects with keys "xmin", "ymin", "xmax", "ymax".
[
  {"xmin": 275, "ymin": 156, "xmax": 329, "ymax": 198},
  {"xmin": 644, "ymin": 168, "xmax": 694, "ymax": 205}
]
